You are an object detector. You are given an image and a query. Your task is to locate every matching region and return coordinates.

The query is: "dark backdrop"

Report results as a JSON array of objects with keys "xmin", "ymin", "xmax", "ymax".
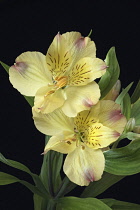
[{"xmin": 0, "ymin": 0, "xmax": 140, "ymax": 209}]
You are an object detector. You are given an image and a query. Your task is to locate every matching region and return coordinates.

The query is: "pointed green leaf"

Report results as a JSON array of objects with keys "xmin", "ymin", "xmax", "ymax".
[
  {"xmin": 0, "ymin": 61, "xmax": 9, "ymax": 73},
  {"xmin": 0, "ymin": 153, "xmax": 49, "ymax": 196},
  {"xmin": 0, "ymin": 172, "xmax": 46, "ymax": 197},
  {"xmin": 1, "ymin": 61, "xmax": 34, "ymax": 107},
  {"xmin": 23, "ymin": 95, "xmax": 34, "ymax": 107},
  {"xmin": 40, "ymin": 135, "xmax": 63, "ymax": 196},
  {"xmin": 0, "ymin": 172, "xmax": 19, "ymax": 185},
  {"xmin": 131, "ymin": 80, "xmax": 140, "ymax": 103},
  {"xmin": 104, "ymin": 139, "xmax": 140, "ymax": 175},
  {"xmin": 131, "ymin": 99, "xmax": 140, "ymax": 125},
  {"xmin": 80, "ymin": 172, "xmax": 124, "ymax": 198},
  {"xmin": 99, "ymin": 47, "xmax": 120, "ymax": 99},
  {"xmin": 56, "ymin": 197, "xmax": 112, "ymax": 210},
  {"xmin": 121, "ymin": 92, "xmax": 131, "ymax": 120},
  {"xmin": 115, "ymin": 82, "xmax": 133, "ymax": 105},
  {"xmin": 101, "ymin": 198, "xmax": 140, "ymax": 209}
]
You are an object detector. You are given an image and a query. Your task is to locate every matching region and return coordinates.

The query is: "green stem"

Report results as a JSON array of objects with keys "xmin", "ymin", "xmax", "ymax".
[
  {"xmin": 47, "ymin": 151, "xmax": 54, "ymax": 197},
  {"xmin": 55, "ymin": 176, "xmax": 76, "ymax": 199}
]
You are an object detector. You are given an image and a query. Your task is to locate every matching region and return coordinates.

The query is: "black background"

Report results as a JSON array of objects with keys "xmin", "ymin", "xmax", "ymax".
[{"xmin": 0, "ymin": 0, "xmax": 140, "ymax": 209}]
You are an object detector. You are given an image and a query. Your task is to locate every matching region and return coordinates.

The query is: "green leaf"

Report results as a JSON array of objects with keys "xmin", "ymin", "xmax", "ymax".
[
  {"xmin": 33, "ymin": 194, "xmax": 43, "ymax": 210},
  {"xmin": 101, "ymin": 198, "xmax": 140, "ymax": 209},
  {"xmin": 0, "ymin": 172, "xmax": 46, "ymax": 197},
  {"xmin": 131, "ymin": 80, "xmax": 140, "ymax": 103},
  {"xmin": 121, "ymin": 92, "xmax": 131, "ymax": 120},
  {"xmin": 115, "ymin": 82, "xmax": 133, "ymax": 105},
  {"xmin": 99, "ymin": 47, "xmax": 120, "ymax": 99},
  {"xmin": 104, "ymin": 139, "xmax": 140, "ymax": 175},
  {"xmin": 40, "ymin": 135, "xmax": 63, "ymax": 196},
  {"xmin": 0, "ymin": 61, "xmax": 9, "ymax": 73},
  {"xmin": 0, "ymin": 153, "xmax": 49, "ymax": 196},
  {"xmin": 56, "ymin": 197, "xmax": 112, "ymax": 210},
  {"xmin": 24, "ymin": 95, "xmax": 34, "ymax": 107},
  {"xmin": 125, "ymin": 132, "xmax": 140, "ymax": 141},
  {"xmin": 0, "ymin": 61, "xmax": 34, "ymax": 107},
  {"xmin": 131, "ymin": 99, "xmax": 140, "ymax": 125},
  {"xmin": 80, "ymin": 172, "xmax": 124, "ymax": 198},
  {"xmin": 0, "ymin": 172, "xmax": 19, "ymax": 185}
]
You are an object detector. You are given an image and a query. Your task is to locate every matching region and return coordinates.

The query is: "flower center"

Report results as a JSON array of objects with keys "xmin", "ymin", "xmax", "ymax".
[{"xmin": 54, "ymin": 76, "xmax": 68, "ymax": 89}]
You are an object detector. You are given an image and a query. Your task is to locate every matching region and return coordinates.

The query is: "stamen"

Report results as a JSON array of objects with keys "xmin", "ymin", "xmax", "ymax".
[
  {"xmin": 55, "ymin": 76, "xmax": 68, "ymax": 88},
  {"xmin": 44, "ymin": 90, "xmax": 55, "ymax": 97}
]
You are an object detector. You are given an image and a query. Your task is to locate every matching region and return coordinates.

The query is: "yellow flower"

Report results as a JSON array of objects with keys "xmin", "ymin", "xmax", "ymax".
[
  {"xmin": 9, "ymin": 31, "xmax": 107, "ymax": 117},
  {"xmin": 32, "ymin": 100, "xmax": 127, "ymax": 186}
]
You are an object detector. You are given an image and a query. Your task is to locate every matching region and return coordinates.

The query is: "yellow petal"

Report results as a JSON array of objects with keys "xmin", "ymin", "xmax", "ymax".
[
  {"xmin": 67, "ymin": 57, "xmax": 107, "ymax": 86},
  {"xmin": 62, "ymin": 31, "xmax": 96, "ymax": 60},
  {"xmin": 74, "ymin": 103, "xmax": 100, "ymax": 131},
  {"xmin": 44, "ymin": 134, "xmax": 76, "ymax": 154},
  {"xmin": 84, "ymin": 123, "xmax": 120, "ymax": 149},
  {"xmin": 63, "ymin": 146, "xmax": 105, "ymax": 186},
  {"xmin": 34, "ymin": 86, "xmax": 66, "ymax": 114},
  {"xmin": 62, "ymin": 81, "xmax": 100, "ymax": 117},
  {"xmin": 9, "ymin": 52, "xmax": 52, "ymax": 96},
  {"xmin": 98, "ymin": 100, "xmax": 127, "ymax": 133},
  {"xmin": 46, "ymin": 33, "xmax": 72, "ymax": 78},
  {"xmin": 32, "ymin": 107, "xmax": 74, "ymax": 136}
]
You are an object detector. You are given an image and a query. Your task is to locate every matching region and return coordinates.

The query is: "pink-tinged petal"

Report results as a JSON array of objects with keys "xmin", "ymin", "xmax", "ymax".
[
  {"xmin": 62, "ymin": 81, "xmax": 100, "ymax": 117},
  {"xmin": 75, "ymin": 37, "xmax": 86, "ymax": 49},
  {"xmin": 63, "ymin": 146, "xmax": 105, "ymax": 186},
  {"xmin": 9, "ymin": 52, "xmax": 52, "ymax": 96},
  {"xmin": 43, "ymin": 134, "xmax": 76, "ymax": 154},
  {"xmin": 34, "ymin": 86, "xmax": 66, "ymax": 114},
  {"xmin": 97, "ymin": 100, "xmax": 127, "ymax": 133},
  {"xmin": 62, "ymin": 31, "xmax": 96, "ymax": 60},
  {"xmin": 32, "ymin": 107, "xmax": 74, "ymax": 136}
]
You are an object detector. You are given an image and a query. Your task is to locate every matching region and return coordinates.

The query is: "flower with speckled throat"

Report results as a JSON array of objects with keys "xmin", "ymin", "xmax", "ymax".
[
  {"xmin": 9, "ymin": 31, "xmax": 107, "ymax": 117},
  {"xmin": 32, "ymin": 100, "xmax": 127, "ymax": 186}
]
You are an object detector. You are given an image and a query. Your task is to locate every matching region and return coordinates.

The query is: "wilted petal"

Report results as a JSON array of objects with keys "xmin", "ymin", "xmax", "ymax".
[
  {"xmin": 9, "ymin": 52, "xmax": 52, "ymax": 96},
  {"xmin": 62, "ymin": 81, "xmax": 100, "ymax": 117},
  {"xmin": 34, "ymin": 86, "xmax": 66, "ymax": 114},
  {"xmin": 32, "ymin": 107, "xmax": 74, "ymax": 136},
  {"xmin": 44, "ymin": 134, "xmax": 76, "ymax": 154},
  {"xmin": 63, "ymin": 146, "xmax": 105, "ymax": 186},
  {"xmin": 67, "ymin": 57, "xmax": 107, "ymax": 86}
]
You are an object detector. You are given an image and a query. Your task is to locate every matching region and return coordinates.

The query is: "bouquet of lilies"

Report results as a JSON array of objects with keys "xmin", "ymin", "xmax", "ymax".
[{"xmin": 1, "ymin": 31, "xmax": 140, "ymax": 210}]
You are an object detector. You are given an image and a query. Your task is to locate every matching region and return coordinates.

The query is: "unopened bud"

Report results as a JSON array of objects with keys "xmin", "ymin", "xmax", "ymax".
[
  {"xmin": 126, "ymin": 118, "xmax": 136, "ymax": 132},
  {"xmin": 133, "ymin": 125, "xmax": 140, "ymax": 134}
]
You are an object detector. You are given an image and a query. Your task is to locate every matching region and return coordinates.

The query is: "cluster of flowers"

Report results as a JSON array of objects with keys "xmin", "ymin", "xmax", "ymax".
[{"xmin": 9, "ymin": 32, "xmax": 127, "ymax": 186}]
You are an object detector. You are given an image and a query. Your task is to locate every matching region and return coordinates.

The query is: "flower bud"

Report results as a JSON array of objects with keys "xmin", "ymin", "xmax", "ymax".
[
  {"xmin": 133, "ymin": 125, "xmax": 140, "ymax": 134},
  {"xmin": 125, "ymin": 118, "xmax": 136, "ymax": 132}
]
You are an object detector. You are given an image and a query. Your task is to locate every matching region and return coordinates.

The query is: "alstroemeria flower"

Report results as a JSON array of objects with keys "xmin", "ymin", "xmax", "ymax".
[
  {"xmin": 9, "ymin": 31, "xmax": 107, "ymax": 117},
  {"xmin": 32, "ymin": 100, "xmax": 127, "ymax": 186}
]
